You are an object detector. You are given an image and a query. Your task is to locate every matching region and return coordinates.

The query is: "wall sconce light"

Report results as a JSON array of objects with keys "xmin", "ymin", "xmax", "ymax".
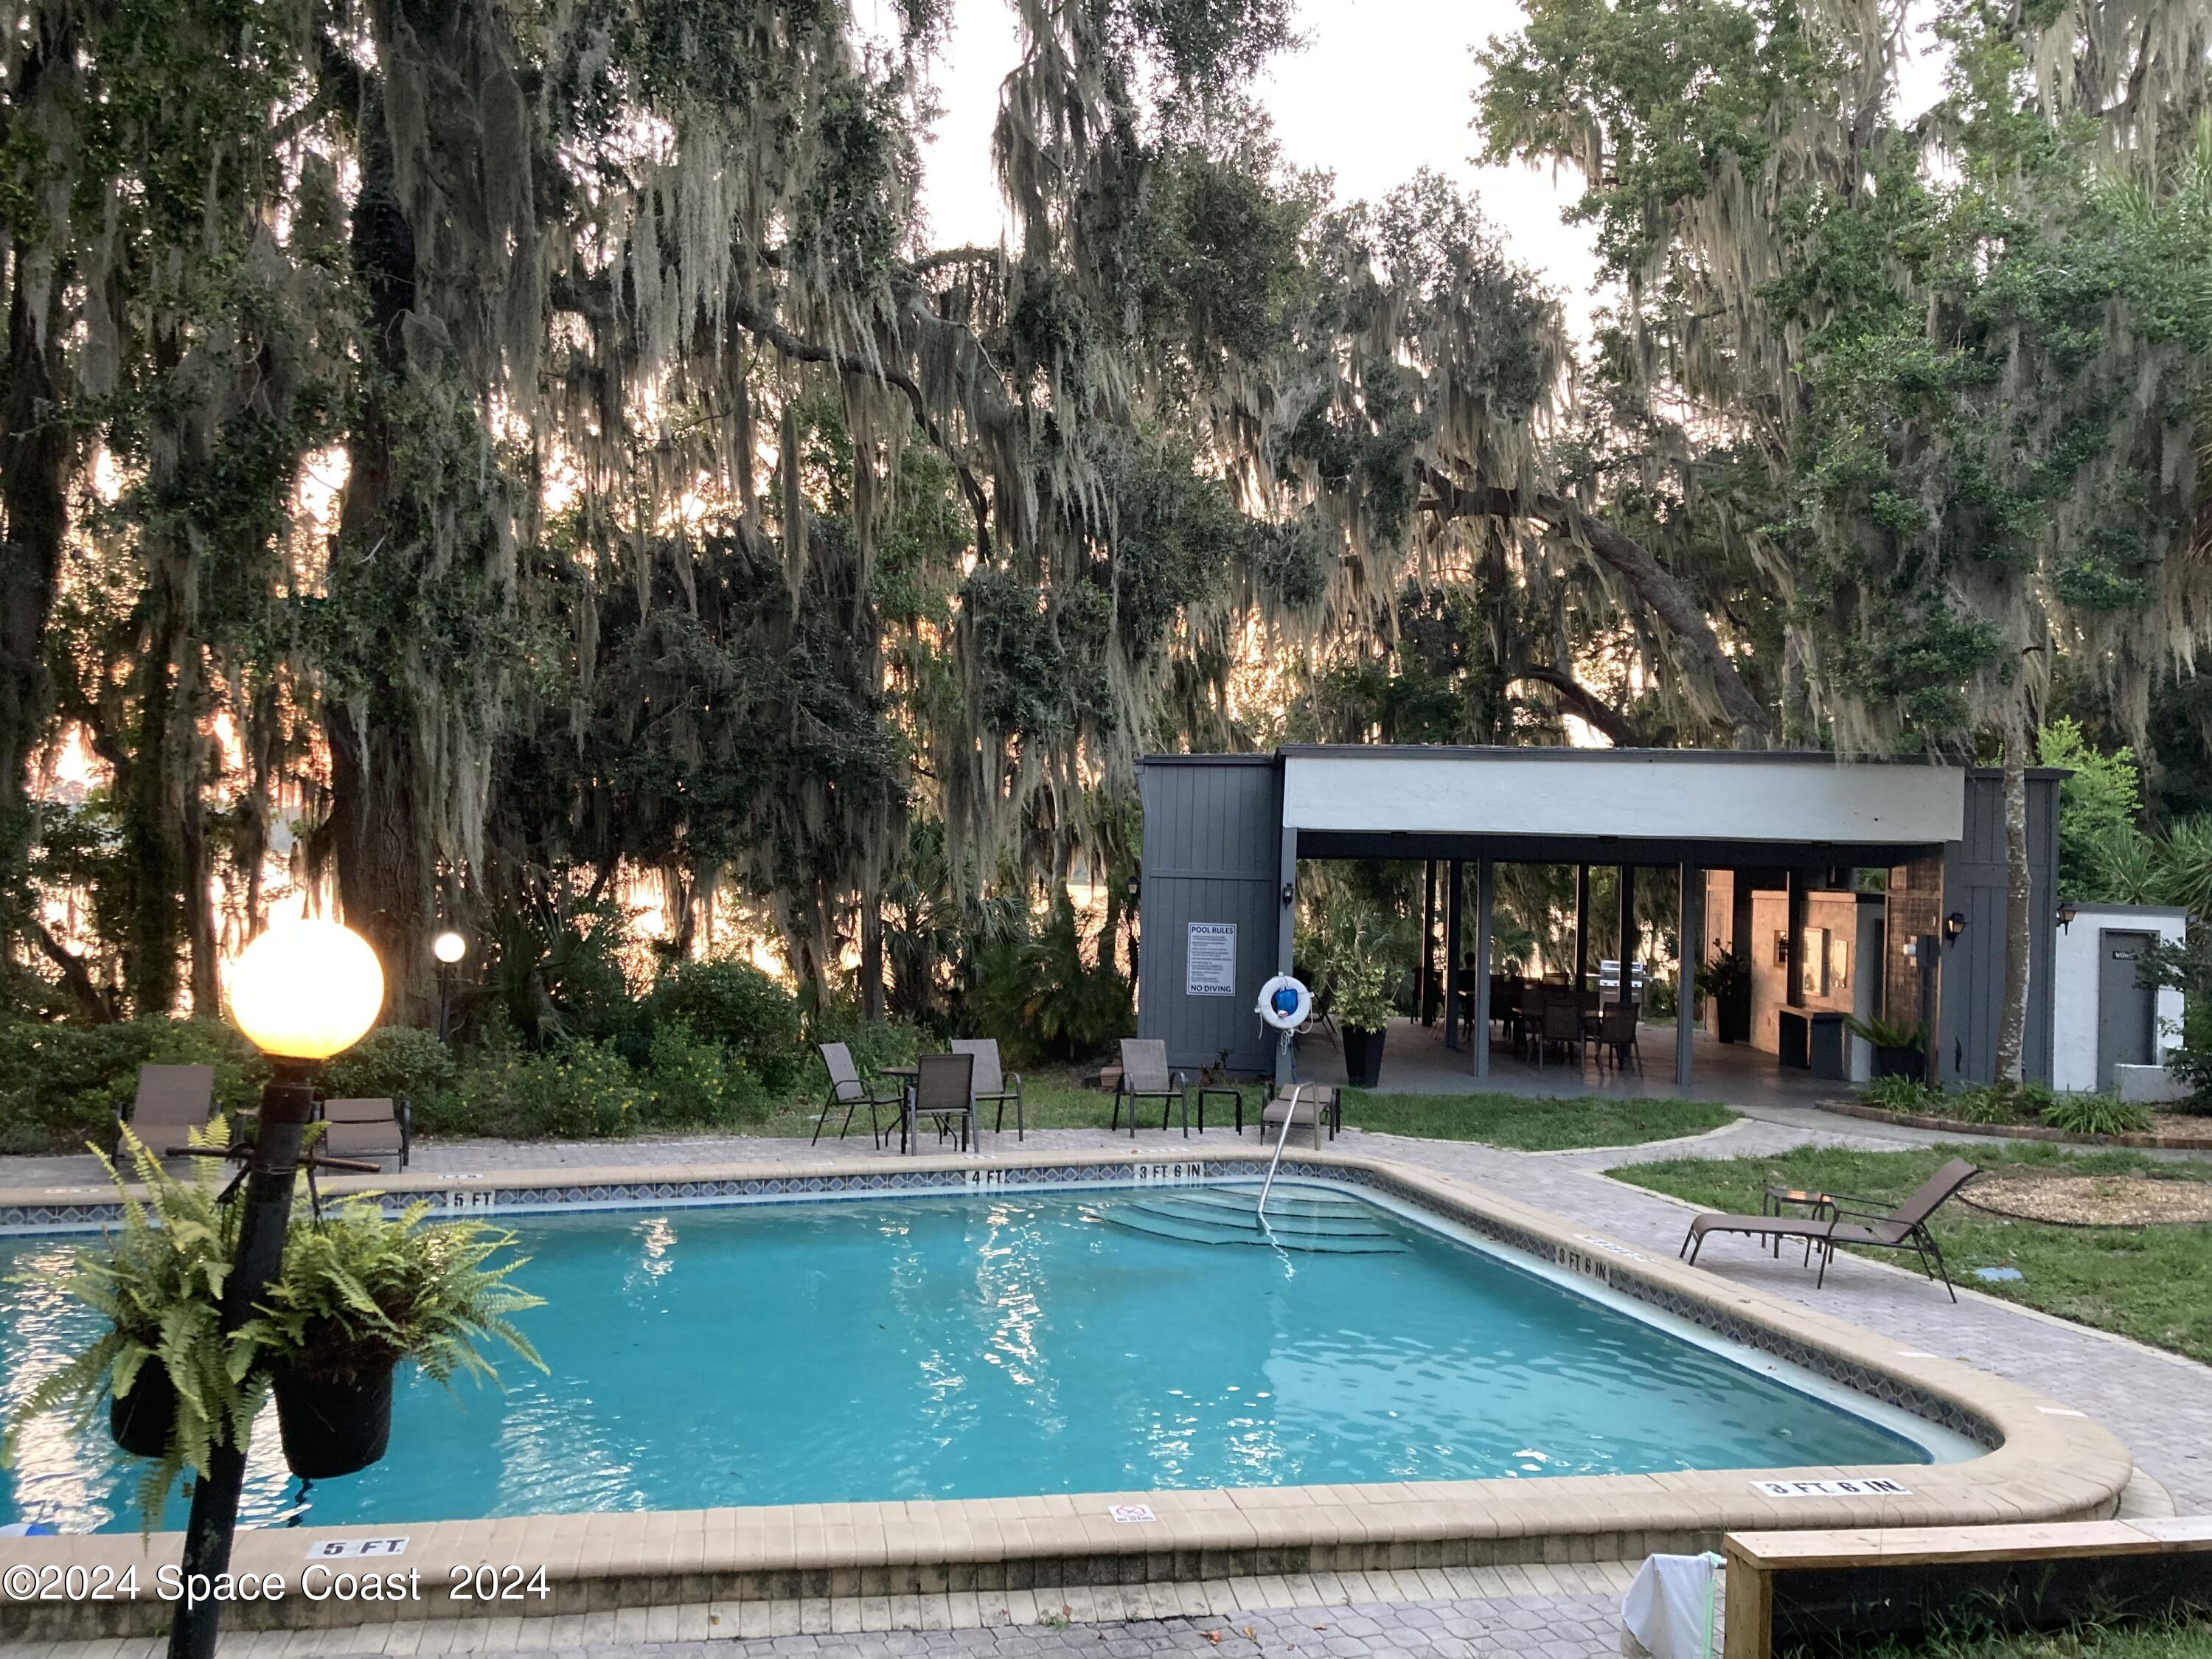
[
  {"xmin": 2056, "ymin": 899, "xmax": 2079, "ymax": 933},
  {"xmin": 1124, "ymin": 875, "xmax": 1141, "ymax": 903},
  {"xmin": 1944, "ymin": 911, "xmax": 1967, "ymax": 943},
  {"xmin": 1773, "ymin": 930, "xmax": 1790, "ymax": 967},
  {"xmin": 1281, "ymin": 882, "xmax": 1295, "ymax": 907}
]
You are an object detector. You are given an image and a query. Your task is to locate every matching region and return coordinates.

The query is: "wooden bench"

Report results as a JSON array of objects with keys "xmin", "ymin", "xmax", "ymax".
[{"xmin": 1723, "ymin": 1517, "xmax": 2212, "ymax": 1657}]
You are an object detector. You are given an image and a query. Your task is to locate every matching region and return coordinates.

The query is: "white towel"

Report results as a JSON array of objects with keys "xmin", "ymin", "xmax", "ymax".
[{"xmin": 1620, "ymin": 1551, "xmax": 1723, "ymax": 1658}]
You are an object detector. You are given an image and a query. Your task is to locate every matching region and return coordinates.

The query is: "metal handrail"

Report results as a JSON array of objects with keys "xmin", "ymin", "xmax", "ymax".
[{"xmin": 1256, "ymin": 1082, "xmax": 1306, "ymax": 1223}]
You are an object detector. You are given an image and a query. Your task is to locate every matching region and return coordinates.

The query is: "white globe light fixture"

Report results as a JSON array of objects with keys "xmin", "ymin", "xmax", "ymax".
[
  {"xmin": 432, "ymin": 929, "xmax": 469, "ymax": 965},
  {"xmin": 227, "ymin": 919, "xmax": 384, "ymax": 1060}
]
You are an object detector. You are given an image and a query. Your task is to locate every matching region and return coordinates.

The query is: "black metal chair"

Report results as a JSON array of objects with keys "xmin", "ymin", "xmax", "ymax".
[
  {"xmin": 812, "ymin": 1042, "xmax": 902, "ymax": 1147},
  {"xmin": 907, "ymin": 1051, "xmax": 977, "ymax": 1152},
  {"xmin": 950, "ymin": 1039, "xmax": 1023, "ymax": 1140},
  {"xmin": 1112, "ymin": 1039, "xmax": 1190, "ymax": 1137},
  {"xmin": 1593, "ymin": 1004, "xmax": 1642, "ymax": 1077}
]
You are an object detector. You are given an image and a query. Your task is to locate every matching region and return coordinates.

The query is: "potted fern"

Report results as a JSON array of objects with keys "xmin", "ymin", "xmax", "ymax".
[
  {"xmin": 4, "ymin": 1125, "xmax": 262, "ymax": 1523},
  {"xmin": 248, "ymin": 1197, "xmax": 543, "ymax": 1480}
]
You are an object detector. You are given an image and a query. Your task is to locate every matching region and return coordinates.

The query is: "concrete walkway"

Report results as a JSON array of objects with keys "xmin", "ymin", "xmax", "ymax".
[{"xmin": 4, "ymin": 1114, "xmax": 2208, "ymax": 1659}]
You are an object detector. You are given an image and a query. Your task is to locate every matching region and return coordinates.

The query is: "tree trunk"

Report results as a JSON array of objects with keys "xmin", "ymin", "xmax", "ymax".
[
  {"xmin": 858, "ymin": 891, "xmax": 883, "ymax": 1020},
  {"xmin": 0, "ymin": 238, "xmax": 69, "ymax": 894},
  {"xmin": 1994, "ymin": 715, "xmax": 2032, "ymax": 1085},
  {"xmin": 327, "ymin": 111, "xmax": 435, "ymax": 1025}
]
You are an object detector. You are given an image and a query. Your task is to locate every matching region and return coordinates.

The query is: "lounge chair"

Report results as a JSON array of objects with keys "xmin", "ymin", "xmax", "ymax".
[
  {"xmin": 907, "ymin": 1052, "xmax": 976, "ymax": 1153},
  {"xmin": 114, "ymin": 1065, "xmax": 215, "ymax": 1157},
  {"xmin": 1680, "ymin": 1158, "xmax": 1979, "ymax": 1301},
  {"xmin": 1111, "ymin": 1039, "xmax": 1189, "ymax": 1137},
  {"xmin": 812, "ymin": 1042, "xmax": 902, "ymax": 1147},
  {"xmin": 319, "ymin": 1098, "xmax": 411, "ymax": 1170},
  {"xmin": 950, "ymin": 1039, "xmax": 1023, "ymax": 1140}
]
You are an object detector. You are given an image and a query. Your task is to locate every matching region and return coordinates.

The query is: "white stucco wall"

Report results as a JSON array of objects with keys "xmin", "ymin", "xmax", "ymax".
[
  {"xmin": 2051, "ymin": 904, "xmax": 2187, "ymax": 1093},
  {"xmin": 1280, "ymin": 751, "xmax": 1964, "ymax": 844}
]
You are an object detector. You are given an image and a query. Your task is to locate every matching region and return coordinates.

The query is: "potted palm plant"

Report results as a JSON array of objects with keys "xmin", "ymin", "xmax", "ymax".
[
  {"xmin": 1694, "ymin": 949, "xmax": 1754, "ymax": 1044},
  {"xmin": 1846, "ymin": 1013, "xmax": 1927, "ymax": 1082},
  {"xmin": 4, "ymin": 1124, "xmax": 262, "ymax": 1524},
  {"xmin": 248, "ymin": 1196, "xmax": 544, "ymax": 1481}
]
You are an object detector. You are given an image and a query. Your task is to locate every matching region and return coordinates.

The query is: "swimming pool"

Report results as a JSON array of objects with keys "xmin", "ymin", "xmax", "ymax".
[{"xmin": 0, "ymin": 1178, "xmax": 1947, "ymax": 1534}]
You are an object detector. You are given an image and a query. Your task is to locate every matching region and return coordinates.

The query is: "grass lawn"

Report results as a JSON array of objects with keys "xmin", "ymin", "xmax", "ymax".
[
  {"xmin": 1867, "ymin": 1618, "xmax": 2212, "ymax": 1658},
  {"xmin": 747, "ymin": 1071, "xmax": 1736, "ymax": 1152},
  {"xmin": 1613, "ymin": 1142, "xmax": 2212, "ymax": 1364},
  {"xmin": 1340, "ymin": 1090, "xmax": 1736, "ymax": 1151}
]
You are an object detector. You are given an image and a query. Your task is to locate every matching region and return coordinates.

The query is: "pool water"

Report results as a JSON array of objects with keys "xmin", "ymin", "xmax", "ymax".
[{"xmin": 0, "ymin": 1184, "xmax": 1931, "ymax": 1533}]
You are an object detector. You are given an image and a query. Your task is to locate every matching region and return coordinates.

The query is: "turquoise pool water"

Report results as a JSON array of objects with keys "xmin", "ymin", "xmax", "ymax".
[{"xmin": 0, "ymin": 1183, "xmax": 1932, "ymax": 1533}]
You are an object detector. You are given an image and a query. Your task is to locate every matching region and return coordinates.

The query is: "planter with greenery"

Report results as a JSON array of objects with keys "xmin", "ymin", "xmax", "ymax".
[
  {"xmin": 1694, "ymin": 950, "xmax": 1753, "ymax": 1043},
  {"xmin": 1846, "ymin": 1013, "xmax": 1927, "ymax": 1081},
  {"xmin": 3, "ymin": 1127, "xmax": 260, "ymax": 1522},
  {"xmin": 1331, "ymin": 947, "xmax": 1399, "ymax": 1089},
  {"xmin": 248, "ymin": 1195, "xmax": 543, "ymax": 1481}
]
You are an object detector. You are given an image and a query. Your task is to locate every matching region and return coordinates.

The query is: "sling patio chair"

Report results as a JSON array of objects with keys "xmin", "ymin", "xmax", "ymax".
[
  {"xmin": 114, "ymin": 1064, "xmax": 217, "ymax": 1158},
  {"xmin": 1111, "ymin": 1039, "xmax": 1190, "ymax": 1137},
  {"xmin": 1535, "ymin": 997, "xmax": 1587, "ymax": 1072},
  {"xmin": 906, "ymin": 1051, "xmax": 977, "ymax": 1153},
  {"xmin": 949, "ymin": 1039, "xmax": 1023, "ymax": 1140},
  {"xmin": 1679, "ymin": 1158, "xmax": 1979, "ymax": 1301},
  {"xmin": 319, "ymin": 1097, "xmax": 412, "ymax": 1171},
  {"xmin": 811, "ymin": 1042, "xmax": 903, "ymax": 1148}
]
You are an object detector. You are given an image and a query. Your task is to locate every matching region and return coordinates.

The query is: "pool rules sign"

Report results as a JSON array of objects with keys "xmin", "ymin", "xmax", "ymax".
[{"xmin": 1186, "ymin": 922, "xmax": 1237, "ymax": 996}]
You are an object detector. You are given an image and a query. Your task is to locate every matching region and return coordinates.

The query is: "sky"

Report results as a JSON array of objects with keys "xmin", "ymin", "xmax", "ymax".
[{"xmin": 911, "ymin": 0, "xmax": 1610, "ymax": 331}]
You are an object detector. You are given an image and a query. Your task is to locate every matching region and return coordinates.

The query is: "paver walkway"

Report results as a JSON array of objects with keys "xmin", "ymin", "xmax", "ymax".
[{"xmin": 5, "ymin": 1113, "xmax": 2208, "ymax": 1659}]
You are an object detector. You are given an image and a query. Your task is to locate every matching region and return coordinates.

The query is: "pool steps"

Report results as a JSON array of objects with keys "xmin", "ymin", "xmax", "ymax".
[{"xmin": 1098, "ymin": 1191, "xmax": 1410, "ymax": 1253}]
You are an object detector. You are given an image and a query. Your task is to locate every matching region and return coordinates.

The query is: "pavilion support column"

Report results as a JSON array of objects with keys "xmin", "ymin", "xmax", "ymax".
[
  {"xmin": 1442, "ymin": 860, "xmax": 1464, "ymax": 1051},
  {"xmin": 1573, "ymin": 864, "xmax": 1591, "ymax": 996},
  {"xmin": 1276, "ymin": 825, "xmax": 1298, "ymax": 1089},
  {"xmin": 1420, "ymin": 860, "xmax": 1438, "ymax": 1025},
  {"xmin": 1617, "ymin": 866, "xmax": 1637, "ymax": 1005},
  {"xmin": 1472, "ymin": 859, "xmax": 1494, "ymax": 1079},
  {"xmin": 1677, "ymin": 864, "xmax": 1703, "ymax": 1089}
]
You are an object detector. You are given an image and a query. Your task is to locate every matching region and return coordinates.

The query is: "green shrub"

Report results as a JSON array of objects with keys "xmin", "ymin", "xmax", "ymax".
[
  {"xmin": 1947, "ymin": 1082, "xmax": 2049, "ymax": 1124},
  {"xmin": 633, "ymin": 1023, "xmax": 768, "ymax": 1130},
  {"xmin": 2039, "ymin": 1093, "xmax": 2154, "ymax": 1137},
  {"xmin": 427, "ymin": 1040, "xmax": 644, "ymax": 1139},
  {"xmin": 973, "ymin": 892, "xmax": 1131, "ymax": 1064},
  {"xmin": 1845, "ymin": 1012, "xmax": 1927, "ymax": 1051},
  {"xmin": 0, "ymin": 1018, "xmax": 266, "ymax": 1153},
  {"xmin": 643, "ymin": 959, "xmax": 804, "ymax": 1090},
  {"xmin": 1861, "ymin": 1076, "xmax": 1941, "ymax": 1113},
  {"xmin": 320, "ymin": 1025, "xmax": 459, "ymax": 1107}
]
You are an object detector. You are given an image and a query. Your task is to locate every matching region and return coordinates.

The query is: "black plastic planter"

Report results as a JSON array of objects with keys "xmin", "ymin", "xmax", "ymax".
[
  {"xmin": 109, "ymin": 1360, "xmax": 177, "ymax": 1458},
  {"xmin": 1872, "ymin": 1044, "xmax": 1926, "ymax": 1082},
  {"xmin": 1342, "ymin": 1026, "xmax": 1385, "ymax": 1088},
  {"xmin": 271, "ymin": 1361, "xmax": 394, "ymax": 1481}
]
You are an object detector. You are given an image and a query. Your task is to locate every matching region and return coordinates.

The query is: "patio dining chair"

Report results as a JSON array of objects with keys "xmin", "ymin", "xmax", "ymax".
[
  {"xmin": 811, "ymin": 1042, "xmax": 902, "ymax": 1147},
  {"xmin": 1537, "ymin": 998, "xmax": 1586, "ymax": 1072},
  {"xmin": 1112, "ymin": 1038, "xmax": 1190, "ymax": 1137},
  {"xmin": 318, "ymin": 1097, "xmax": 411, "ymax": 1170},
  {"xmin": 907, "ymin": 1051, "xmax": 977, "ymax": 1153},
  {"xmin": 950, "ymin": 1039, "xmax": 1023, "ymax": 1140},
  {"xmin": 114, "ymin": 1065, "xmax": 216, "ymax": 1158},
  {"xmin": 1593, "ymin": 1004, "xmax": 1642, "ymax": 1077}
]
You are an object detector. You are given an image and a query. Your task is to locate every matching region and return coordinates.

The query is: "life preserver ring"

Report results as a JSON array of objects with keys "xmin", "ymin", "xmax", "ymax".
[{"xmin": 1256, "ymin": 975, "xmax": 1312, "ymax": 1031}]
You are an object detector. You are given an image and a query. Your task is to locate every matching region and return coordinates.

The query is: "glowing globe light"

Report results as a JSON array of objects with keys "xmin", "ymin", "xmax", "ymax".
[
  {"xmin": 432, "ymin": 929, "xmax": 468, "ymax": 965},
  {"xmin": 227, "ymin": 919, "xmax": 384, "ymax": 1060}
]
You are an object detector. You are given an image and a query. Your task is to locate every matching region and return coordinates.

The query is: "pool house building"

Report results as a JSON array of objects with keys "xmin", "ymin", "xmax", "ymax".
[{"xmin": 1134, "ymin": 745, "xmax": 2062, "ymax": 1096}]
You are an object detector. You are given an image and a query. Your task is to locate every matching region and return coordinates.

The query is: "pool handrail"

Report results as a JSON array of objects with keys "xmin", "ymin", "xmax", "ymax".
[{"xmin": 1256, "ymin": 1084, "xmax": 1307, "ymax": 1224}]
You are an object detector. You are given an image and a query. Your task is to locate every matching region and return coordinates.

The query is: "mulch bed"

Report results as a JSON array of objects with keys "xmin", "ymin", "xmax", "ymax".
[
  {"xmin": 1819, "ymin": 1099, "xmax": 2212, "ymax": 1150},
  {"xmin": 1961, "ymin": 1172, "xmax": 2212, "ymax": 1228}
]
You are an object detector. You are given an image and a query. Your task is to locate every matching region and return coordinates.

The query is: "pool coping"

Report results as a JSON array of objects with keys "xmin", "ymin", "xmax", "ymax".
[{"xmin": 0, "ymin": 1145, "xmax": 2135, "ymax": 1637}]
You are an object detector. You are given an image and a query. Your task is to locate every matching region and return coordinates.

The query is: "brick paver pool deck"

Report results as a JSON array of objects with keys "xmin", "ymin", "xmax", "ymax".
[{"xmin": 3, "ymin": 1111, "xmax": 2206, "ymax": 1659}]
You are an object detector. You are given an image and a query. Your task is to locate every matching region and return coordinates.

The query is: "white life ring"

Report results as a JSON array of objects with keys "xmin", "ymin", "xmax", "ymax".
[{"xmin": 1256, "ymin": 975, "xmax": 1312, "ymax": 1031}]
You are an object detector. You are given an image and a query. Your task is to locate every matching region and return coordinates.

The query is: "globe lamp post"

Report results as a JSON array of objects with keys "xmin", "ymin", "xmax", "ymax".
[
  {"xmin": 431, "ymin": 928, "xmax": 468, "ymax": 1043},
  {"xmin": 171, "ymin": 919, "xmax": 383, "ymax": 1659}
]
